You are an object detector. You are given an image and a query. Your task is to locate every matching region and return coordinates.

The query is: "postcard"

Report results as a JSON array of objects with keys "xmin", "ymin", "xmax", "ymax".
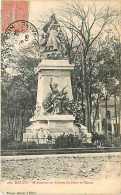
[{"xmin": 1, "ymin": 0, "xmax": 121, "ymax": 194}]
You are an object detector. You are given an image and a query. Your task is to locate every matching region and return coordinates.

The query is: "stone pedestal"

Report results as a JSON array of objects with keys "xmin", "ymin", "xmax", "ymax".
[
  {"xmin": 23, "ymin": 59, "xmax": 77, "ymax": 143},
  {"xmin": 23, "ymin": 59, "xmax": 91, "ymax": 144}
]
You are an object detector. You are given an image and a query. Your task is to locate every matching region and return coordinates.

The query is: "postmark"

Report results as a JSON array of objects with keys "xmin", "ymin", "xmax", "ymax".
[{"xmin": 5, "ymin": 20, "xmax": 39, "ymax": 50}]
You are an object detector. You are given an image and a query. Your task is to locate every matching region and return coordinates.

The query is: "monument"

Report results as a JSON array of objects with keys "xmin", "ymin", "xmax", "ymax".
[{"xmin": 23, "ymin": 14, "xmax": 91, "ymax": 144}]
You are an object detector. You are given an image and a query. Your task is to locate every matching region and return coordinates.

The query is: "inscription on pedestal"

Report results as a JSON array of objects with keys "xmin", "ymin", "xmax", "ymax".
[{"xmin": 49, "ymin": 121, "xmax": 74, "ymax": 134}]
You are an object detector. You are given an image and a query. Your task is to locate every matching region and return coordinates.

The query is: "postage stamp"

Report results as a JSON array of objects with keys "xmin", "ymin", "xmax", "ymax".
[{"xmin": 2, "ymin": 0, "xmax": 29, "ymax": 32}]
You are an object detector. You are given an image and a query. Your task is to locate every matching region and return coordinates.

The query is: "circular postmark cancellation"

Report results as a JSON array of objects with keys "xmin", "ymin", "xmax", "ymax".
[{"xmin": 5, "ymin": 20, "xmax": 39, "ymax": 49}]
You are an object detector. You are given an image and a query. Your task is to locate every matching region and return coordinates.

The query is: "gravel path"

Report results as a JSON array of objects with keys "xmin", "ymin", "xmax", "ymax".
[{"xmin": 1, "ymin": 153, "xmax": 120, "ymax": 181}]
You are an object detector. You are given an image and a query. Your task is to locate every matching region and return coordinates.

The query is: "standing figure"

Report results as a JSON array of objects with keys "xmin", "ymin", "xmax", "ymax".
[
  {"xmin": 40, "ymin": 32, "xmax": 47, "ymax": 53},
  {"xmin": 46, "ymin": 24, "xmax": 61, "ymax": 51}
]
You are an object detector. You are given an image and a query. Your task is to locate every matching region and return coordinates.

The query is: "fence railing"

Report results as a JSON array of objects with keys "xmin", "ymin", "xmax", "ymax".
[{"xmin": 23, "ymin": 137, "xmax": 55, "ymax": 144}]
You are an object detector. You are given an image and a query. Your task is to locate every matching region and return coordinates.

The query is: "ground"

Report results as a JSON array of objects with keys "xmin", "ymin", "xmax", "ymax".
[{"xmin": 1, "ymin": 152, "xmax": 120, "ymax": 181}]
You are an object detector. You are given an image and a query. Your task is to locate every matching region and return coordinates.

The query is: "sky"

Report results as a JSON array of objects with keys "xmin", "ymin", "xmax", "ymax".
[
  {"xmin": 29, "ymin": 0, "xmax": 67, "ymax": 20},
  {"xmin": 29, "ymin": 0, "xmax": 120, "ymax": 21},
  {"xmin": 29, "ymin": 0, "xmax": 120, "ymax": 35}
]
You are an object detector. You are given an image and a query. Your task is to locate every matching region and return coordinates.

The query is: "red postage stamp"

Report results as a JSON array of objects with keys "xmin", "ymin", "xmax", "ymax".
[{"xmin": 2, "ymin": 0, "xmax": 29, "ymax": 32}]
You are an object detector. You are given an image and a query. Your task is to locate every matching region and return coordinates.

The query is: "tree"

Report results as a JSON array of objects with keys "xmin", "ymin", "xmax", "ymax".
[
  {"xmin": 1, "ymin": 32, "xmax": 40, "ymax": 141},
  {"xmin": 59, "ymin": 1, "xmax": 119, "ymax": 131},
  {"xmin": 95, "ymin": 34, "xmax": 120, "ymax": 135}
]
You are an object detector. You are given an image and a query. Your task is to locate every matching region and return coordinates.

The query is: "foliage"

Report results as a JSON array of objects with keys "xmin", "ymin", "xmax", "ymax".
[
  {"xmin": 1, "ymin": 135, "xmax": 14, "ymax": 150},
  {"xmin": 55, "ymin": 133, "xmax": 82, "ymax": 148},
  {"xmin": 1, "ymin": 32, "xmax": 39, "ymax": 141},
  {"xmin": 103, "ymin": 137, "xmax": 112, "ymax": 147},
  {"xmin": 92, "ymin": 132, "xmax": 106, "ymax": 147},
  {"xmin": 91, "ymin": 132, "xmax": 121, "ymax": 147},
  {"xmin": 1, "ymin": 139, "xmax": 56, "ymax": 150},
  {"xmin": 7, "ymin": 141, "xmax": 24, "ymax": 150},
  {"xmin": 79, "ymin": 129, "xmax": 87, "ymax": 143},
  {"xmin": 111, "ymin": 135, "xmax": 121, "ymax": 147}
]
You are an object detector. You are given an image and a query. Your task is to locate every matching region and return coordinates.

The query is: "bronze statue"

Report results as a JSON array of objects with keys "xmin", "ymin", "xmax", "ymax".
[
  {"xmin": 46, "ymin": 24, "xmax": 61, "ymax": 51},
  {"xmin": 39, "ymin": 33, "xmax": 47, "ymax": 53},
  {"xmin": 44, "ymin": 78, "xmax": 68, "ymax": 114},
  {"xmin": 40, "ymin": 14, "xmax": 67, "ymax": 56}
]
